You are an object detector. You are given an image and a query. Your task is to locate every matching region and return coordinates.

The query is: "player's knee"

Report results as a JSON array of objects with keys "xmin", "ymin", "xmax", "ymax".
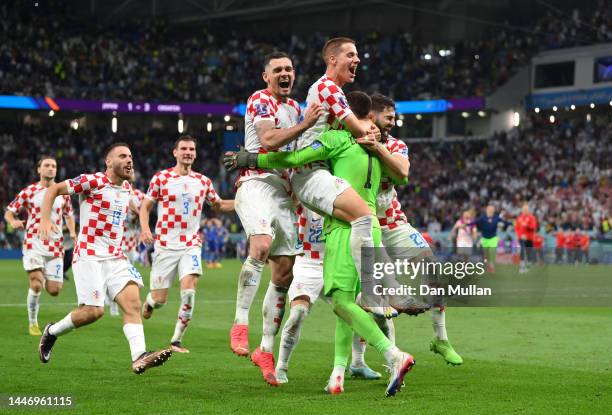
[
  {"xmin": 47, "ymin": 288, "xmax": 61, "ymax": 296},
  {"xmin": 83, "ymin": 306, "xmax": 105, "ymax": 322},
  {"xmin": 249, "ymin": 236, "xmax": 272, "ymax": 260}
]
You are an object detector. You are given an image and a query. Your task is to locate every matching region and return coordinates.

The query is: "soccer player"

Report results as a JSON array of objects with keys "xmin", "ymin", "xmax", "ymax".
[
  {"xmin": 140, "ymin": 135, "xmax": 234, "ymax": 354},
  {"xmin": 226, "ymin": 91, "xmax": 415, "ymax": 397},
  {"xmin": 37, "ymin": 143, "xmax": 172, "ymax": 374},
  {"xmin": 230, "ymin": 51, "xmax": 325, "ymax": 385},
  {"xmin": 468, "ymin": 205, "xmax": 511, "ymax": 273},
  {"xmin": 368, "ymin": 94, "xmax": 462, "ymax": 365},
  {"xmin": 4, "ymin": 156, "xmax": 76, "ymax": 335},
  {"xmin": 275, "ymin": 204, "xmax": 389, "ymax": 384},
  {"xmin": 515, "ymin": 203, "xmax": 537, "ymax": 273}
]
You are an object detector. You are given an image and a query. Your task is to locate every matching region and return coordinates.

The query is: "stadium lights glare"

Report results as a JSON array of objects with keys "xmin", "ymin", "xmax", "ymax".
[
  {"xmin": 552, "ymin": 106, "xmax": 558, "ymax": 112},
  {"xmin": 226, "ymin": 125, "xmax": 234, "ymax": 131},
  {"xmin": 478, "ymin": 111, "xmax": 486, "ymax": 117},
  {"xmin": 609, "ymin": 100, "xmax": 612, "ymax": 106},
  {"xmin": 178, "ymin": 118, "xmax": 184, "ymax": 134},
  {"xmin": 438, "ymin": 49, "xmax": 451, "ymax": 57},
  {"xmin": 111, "ymin": 116, "xmax": 117, "ymax": 133},
  {"xmin": 206, "ymin": 122, "xmax": 212, "ymax": 133},
  {"xmin": 570, "ymin": 105, "xmax": 576, "ymax": 110},
  {"xmin": 534, "ymin": 107, "xmax": 540, "ymax": 113},
  {"xmin": 396, "ymin": 119, "xmax": 404, "ymax": 127},
  {"xmin": 474, "ymin": 54, "xmax": 479, "ymax": 60},
  {"xmin": 586, "ymin": 113, "xmax": 591, "ymax": 122},
  {"xmin": 364, "ymin": 52, "xmax": 370, "ymax": 59},
  {"xmin": 589, "ymin": 103, "xmax": 595, "ymax": 109},
  {"xmin": 70, "ymin": 120, "xmax": 78, "ymax": 130},
  {"xmin": 415, "ymin": 114, "xmax": 422, "ymax": 120},
  {"xmin": 461, "ymin": 112, "xmax": 469, "ymax": 118},
  {"xmin": 549, "ymin": 115, "xmax": 555, "ymax": 123},
  {"xmin": 424, "ymin": 53, "xmax": 432, "ymax": 60},
  {"xmin": 513, "ymin": 112, "xmax": 520, "ymax": 127},
  {"xmin": 48, "ymin": 110, "xmax": 54, "ymax": 117},
  {"xmin": 224, "ymin": 115, "xmax": 231, "ymax": 122}
]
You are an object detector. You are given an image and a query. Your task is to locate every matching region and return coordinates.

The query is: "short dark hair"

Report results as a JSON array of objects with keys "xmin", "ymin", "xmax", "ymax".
[
  {"xmin": 371, "ymin": 93, "xmax": 395, "ymax": 113},
  {"xmin": 346, "ymin": 91, "xmax": 371, "ymax": 119},
  {"xmin": 174, "ymin": 135, "xmax": 197, "ymax": 149},
  {"xmin": 104, "ymin": 142, "xmax": 130, "ymax": 158},
  {"xmin": 322, "ymin": 37, "xmax": 355, "ymax": 63},
  {"xmin": 37, "ymin": 155, "xmax": 56, "ymax": 168},
  {"xmin": 263, "ymin": 52, "xmax": 291, "ymax": 69}
]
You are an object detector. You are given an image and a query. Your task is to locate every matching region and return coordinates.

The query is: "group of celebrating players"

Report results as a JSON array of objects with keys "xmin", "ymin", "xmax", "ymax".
[{"xmin": 6, "ymin": 37, "xmax": 463, "ymax": 397}]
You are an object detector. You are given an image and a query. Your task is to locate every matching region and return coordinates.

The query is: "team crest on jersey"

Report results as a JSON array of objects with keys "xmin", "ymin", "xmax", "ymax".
[
  {"xmin": 254, "ymin": 103, "xmax": 269, "ymax": 116},
  {"xmin": 400, "ymin": 146, "xmax": 409, "ymax": 156},
  {"xmin": 71, "ymin": 175, "xmax": 86, "ymax": 185},
  {"xmin": 310, "ymin": 141, "xmax": 323, "ymax": 150},
  {"xmin": 338, "ymin": 96, "xmax": 348, "ymax": 109}
]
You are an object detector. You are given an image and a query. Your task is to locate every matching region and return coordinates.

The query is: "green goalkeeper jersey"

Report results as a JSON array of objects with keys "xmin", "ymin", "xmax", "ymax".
[{"xmin": 257, "ymin": 130, "xmax": 406, "ymax": 234}]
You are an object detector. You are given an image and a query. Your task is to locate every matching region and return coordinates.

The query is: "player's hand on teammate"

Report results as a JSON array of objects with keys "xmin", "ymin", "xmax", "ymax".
[
  {"xmin": 70, "ymin": 232, "xmax": 77, "ymax": 244},
  {"xmin": 301, "ymin": 103, "xmax": 324, "ymax": 128},
  {"xmin": 223, "ymin": 148, "xmax": 258, "ymax": 172},
  {"xmin": 38, "ymin": 218, "xmax": 59, "ymax": 241},
  {"xmin": 140, "ymin": 229, "xmax": 155, "ymax": 245}
]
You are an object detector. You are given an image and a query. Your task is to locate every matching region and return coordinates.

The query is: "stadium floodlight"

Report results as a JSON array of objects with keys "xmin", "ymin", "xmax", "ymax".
[
  {"xmin": 534, "ymin": 107, "xmax": 540, "ymax": 113},
  {"xmin": 206, "ymin": 122, "xmax": 212, "ymax": 133},
  {"xmin": 178, "ymin": 118, "xmax": 184, "ymax": 134},
  {"xmin": 48, "ymin": 110, "xmax": 54, "ymax": 117},
  {"xmin": 570, "ymin": 105, "xmax": 576, "ymax": 110},
  {"xmin": 609, "ymin": 100, "xmax": 612, "ymax": 106},
  {"xmin": 478, "ymin": 111, "xmax": 486, "ymax": 117},
  {"xmin": 111, "ymin": 116, "xmax": 117, "ymax": 133},
  {"xmin": 474, "ymin": 54, "xmax": 479, "ymax": 60},
  {"xmin": 461, "ymin": 112, "xmax": 469, "ymax": 118},
  {"xmin": 415, "ymin": 114, "xmax": 422, "ymax": 120},
  {"xmin": 586, "ymin": 113, "xmax": 591, "ymax": 122},
  {"xmin": 224, "ymin": 115, "xmax": 231, "ymax": 122},
  {"xmin": 590, "ymin": 103, "xmax": 595, "ymax": 109},
  {"xmin": 424, "ymin": 53, "xmax": 432, "ymax": 60},
  {"xmin": 364, "ymin": 52, "xmax": 370, "ymax": 59},
  {"xmin": 549, "ymin": 115, "xmax": 555, "ymax": 123},
  {"xmin": 226, "ymin": 125, "xmax": 234, "ymax": 131},
  {"xmin": 396, "ymin": 119, "xmax": 404, "ymax": 127},
  {"xmin": 513, "ymin": 112, "xmax": 520, "ymax": 127},
  {"xmin": 70, "ymin": 120, "xmax": 78, "ymax": 130},
  {"xmin": 552, "ymin": 106, "xmax": 558, "ymax": 112}
]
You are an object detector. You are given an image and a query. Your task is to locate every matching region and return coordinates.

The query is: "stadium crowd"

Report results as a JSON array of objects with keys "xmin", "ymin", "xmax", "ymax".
[
  {"xmin": 408, "ymin": 114, "xmax": 612, "ymax": 235},
  {"xmin": 0, "ymin": 0, "xmax": 610, "ymax": 103},
  {"xmin": 1, "ymin": 113, "xmax": 610, "ymax": 249}
]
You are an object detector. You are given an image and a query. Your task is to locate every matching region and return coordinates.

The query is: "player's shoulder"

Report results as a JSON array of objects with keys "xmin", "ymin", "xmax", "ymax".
[
  {"xmin": 247, "ymin": 89, "xmax": 273, "ymax": 104},
  {"xmin": 385, "ymin": 135, "xmax": 408, "ymax": 151},
  {"xmin": 285, "ymin": 97, "xmax": 301, "ymax": 113},
  {"xmin": 190, "ymin": 171, "xmax": 213, "ymax": 185},
  {"xmin": 152, "ymin": 168, "xmax": 174, "ymax": 180}
]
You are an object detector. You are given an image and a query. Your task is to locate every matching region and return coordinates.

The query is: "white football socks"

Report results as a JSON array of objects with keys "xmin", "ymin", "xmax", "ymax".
[
  {"xmin": 171, "ymin": 289, "xmax": 195, "ymax": 343},
  {"xmin": 27, "ymin": 288, "xmax": 40, "ymax": 325},
  {"xmin": 277, "ymin": 303, "xmax": 309, "ymax": 371},
  {"xmin": 260, "ymin": 282, "xmax": 287, "ymax": 352},
  {"xmin": 49, "ymin": 312, "xmax": 75, "ymax": 337},
  {"xmin": 234, "ymin": 257, "xmax": 264, "ymax": 325},
  {"xmin": 432, "ymin": 306, "xmax": 448, "ymax": 340},
  {"xmin": 123, "ymin": 323, "xmax": 146, "ymax": 361},
  {"xmin": 351, "ymin": 335, "xmax": 367, "ymax": 368}
]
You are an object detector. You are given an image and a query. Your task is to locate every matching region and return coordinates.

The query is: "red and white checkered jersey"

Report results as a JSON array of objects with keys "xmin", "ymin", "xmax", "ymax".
[
  {"xmin": 146, "ymin": 168, "xmax": 220, "ymax": 250},
  {"xmin": 296, "ymin": 75, "xmax": 352, "ymax": 150},
  {"xmin": 296, "ymin": 204, "xmax": 324, "ymax": 264},
  {"xmin": 7, "ymin": 183, "xmax": 73, "ymax": 258},
  {"xmin": 122, "ymin": 187, "xmax": 145, "ymax": 253},
  {"xmin": 67, "ymin": 172, "xmax": 132, "ymax": 261},
  {"xmin": 377, "ymin": 136, "xmax": 409, "ymax": 230},
  {"xmin": 239, "ymin": 89, "xmax": 301, "ymax": 189}
]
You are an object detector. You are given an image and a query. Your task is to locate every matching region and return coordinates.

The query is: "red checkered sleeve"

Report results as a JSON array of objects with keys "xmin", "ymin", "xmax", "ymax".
[
  {"xmin": 204, "ymin": 179, "xmax": 220, "ymax": 206},
  {"xmin": 385, "ymin": 137, "xmax": 409, "ymax": 160},
  {"xmin": 146, "ymin": 173, "xmax": 162, "ymax": 201},
  {"xmin": 61, "ymin": 195, "xmax": 73, "ymax": 217},
  {"xmin": 66, "ymin": 173, "xmax": 106, "ymax": 195},
  {"xmin": 246, "ymin": 92, "xmax": 275, "ymax": 124},
  {"xmin": 7, "ymin": 187, "xmax": 29, "ymax": 213},
  {"xmin": 317, "ymin": 78, "xmax": 352, "ymax": 121}
]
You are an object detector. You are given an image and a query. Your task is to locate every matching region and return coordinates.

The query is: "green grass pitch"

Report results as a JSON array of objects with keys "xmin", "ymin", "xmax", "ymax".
[{"xmin": 0, "ymin": 259, "xmax": 610, "ymax": 414}]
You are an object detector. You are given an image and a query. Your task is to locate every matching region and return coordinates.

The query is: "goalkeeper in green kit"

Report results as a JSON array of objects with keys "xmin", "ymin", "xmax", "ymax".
[{"xmin": 224, "ymin": 91, "xmax": 415, "ymax": 397}]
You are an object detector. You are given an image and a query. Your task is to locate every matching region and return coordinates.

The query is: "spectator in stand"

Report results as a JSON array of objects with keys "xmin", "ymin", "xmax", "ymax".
[
  {"xmin": 533, "ymin": 233, "xmax": 544, "ymax": 264},
  {"xmin": 555, "ymin": 228, "xmax": 567, "ymax": 264}
]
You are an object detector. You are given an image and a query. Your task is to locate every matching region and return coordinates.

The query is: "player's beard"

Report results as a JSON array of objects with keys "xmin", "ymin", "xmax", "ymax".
[{"xmin": 115, "ymin": 163, "xmax": 132, "ymax": 180}]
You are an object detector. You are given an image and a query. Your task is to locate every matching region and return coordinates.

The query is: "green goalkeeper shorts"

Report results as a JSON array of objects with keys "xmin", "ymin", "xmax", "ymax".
[
  {"xmin": 323, "ymin": 226, "xmax": 382, "ymax": 296},
  {"xmin": 481, "ymin": 236, "xmax": 499, "ymax": 249}
]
